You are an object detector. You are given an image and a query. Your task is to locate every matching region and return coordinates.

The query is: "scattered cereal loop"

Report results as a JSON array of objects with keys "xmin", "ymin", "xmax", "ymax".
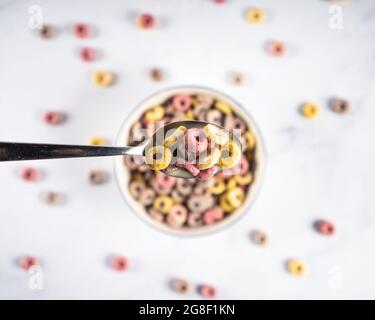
[
  {"xmin": 72, "ymin": 23, "xmax": 91, "ymax": 38},
  {"xmin": 110, "ymin": 255, "xmax": 128, "ymax": 271},
  {"xmin": 137, "ymin": 13, "xmax": 156, "ymax": 30},
  {"xmin": 245, "ymin": 7, "xmax": 266, "ymax": 24},
  {"xmin": 38, "ymin": 24, "xmax": 55, "ymax": 39},
  {"xmin": 329, "ymin": 98, "xmax": 350, "ymax": 114},
  {"xmin": 228, "ymin": 72, "xmax": 244, "ymax": 86},
  {"xmin": 250, "ymin": 230, "xmax": 268, "ymax": 246},
  {"xmin": 41, "ymin": 191, "xmax": 65, "ymax": 206},
  {"xmin": 198, "ymin": 284, "xmax": 217, "ymax": 299},
  {"xmin": 314, "ymin": 219, "xmax": 335, "ymax": 236},
  {"xmin": 301, "ymin": 102, "xmax": 320, "ymax": 119},
  {"xmin": 19, "ymin": 255, "xmax": 39, "ymax": 271},
  {"xmin": 287, "ymin": 259, "xmax": 307, "ymax": 276},
  {"xmin": 88, "ymin": 170, "xmax": 109, "ymax": 185},
  {"xmin": 20, "ymin": 167, "xmax": 40, "ymax": 182},
  {"xmin": 88, "ymin": 137, "xmax": 108, "ymax": 146},
  {"xmin": 149, "ymin": 68, "xmax": 164, "ymax": 81},
  {"xmin": 43, "ymin": 111, "xmax": 67, "ymax": 125},
  {"xmin": 80, "ymin": 47, "xmax": 97, "ymax": 62},
  {"xmin": 170, "ymin": 278, "xmax": 192, "ymax": 294},
  {"xmin": 92, "ymin": 71, "xmax": 114, "ymax": 87},
  {"xmin": 266, "ymin": 41, "xmax": 287, "ymax": 57}
]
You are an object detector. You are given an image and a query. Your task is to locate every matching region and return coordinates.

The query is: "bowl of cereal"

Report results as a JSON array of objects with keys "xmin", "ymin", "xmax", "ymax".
[{"xmin": 114, "ymin": 86, "xmax": 265, "ymax": 236}]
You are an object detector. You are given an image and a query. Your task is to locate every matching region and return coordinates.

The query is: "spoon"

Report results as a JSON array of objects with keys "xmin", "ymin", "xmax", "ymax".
[{"xmin": 0, "ymin": 121, "xmax": 241, "ymax": 179}]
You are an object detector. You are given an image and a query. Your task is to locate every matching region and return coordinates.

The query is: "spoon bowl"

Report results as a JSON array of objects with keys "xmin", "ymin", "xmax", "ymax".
[{"xmin": 144, "ymin": 120, "xmax": 242, "ymax": 179}]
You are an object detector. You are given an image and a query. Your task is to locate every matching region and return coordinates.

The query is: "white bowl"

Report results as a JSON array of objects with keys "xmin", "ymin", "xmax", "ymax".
[{"xmin": 114, "ymin": 85, "xmax": 266, "ymax": 236}]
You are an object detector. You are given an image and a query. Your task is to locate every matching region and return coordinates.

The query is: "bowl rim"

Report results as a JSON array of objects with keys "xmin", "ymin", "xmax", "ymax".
[{"xmin": 114, "ymin": 85, "xmax": 267, "ymax": 237}]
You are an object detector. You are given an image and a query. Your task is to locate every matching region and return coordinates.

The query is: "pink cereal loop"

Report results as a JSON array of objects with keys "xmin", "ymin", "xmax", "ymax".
[
  {"xmin": 197, "ymin": 165, "xmax": 218, "ymax": 181},
  {"xmin": 19, "ymin": 256, "xmax": 39, "ymax": 271},
  {"xmin": 43, "ymin": 111, "xmax": 64, "ymax": 125},
  {"xmin": 20, "ymin": 167, "xmax": 39, "ymax": 181},
  {"xmin": 178, "ymin": 160, "xmax": 200, "ymax": 176},
  {"xmin": 199, "ymin": 284, "xmax": 216, "ymax": 299},
  {"xmin": 172, "ymin": 95, "xmax": 192, "ymax": 112},
  {"xmin": 184, "ymin": 128, "xmax": 208, "ymax": 154},
  {"xmin": 110, "ymin": 256, "xmax": 128, "ymax": 271},
  {"xmin": 80, "ymin": 47, "xmax": 96, "ymax": 62},
  {"xmin": 239, "ymin": 155, "xmax": 249, "ymax": 175},
  {"xmin": 203, "ymin": 207, "xmax": 224, "ymax": 224},
  {"xmin": 156, "ymin": 171, "xmax": 176, "ymax": 189}
]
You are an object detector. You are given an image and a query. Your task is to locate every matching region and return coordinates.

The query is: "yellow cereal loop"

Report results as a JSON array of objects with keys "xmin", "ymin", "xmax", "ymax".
[
  {"xmin": 218, "ymin": 141, "xmax": 241, "ymax": 169},
  {"xmin": 287, "ymin": 259, "xmax": 307, "ymax": 276},
  {"xmin": 301, "ymin": 102, "xmax": 320, "ymax": 119},
  {"xmin": 226, "ymin": 178, "xmax": 237, "ymax": 190},
  {"xmin": 236, "ymin": 173, "xmax": 253, "ymax": 185},
  {"xmin": 244, "ymin": 131, "xmax": 256, "ymax": 150},
  {"xmin": 227, "ymin": 187, "xmax": 245, "ymax": 208},
  {"xmin": 203, "ymin": 124, "xmax": 229, "ymax": 146},
  {"xmin": 245, "ymin": 7, "xmax": 266, "ymax": 24},
  {"xmin": 186, "ymin": 110, "xmax": 194, "ymax": 120},
  {"xmin": 88, "ymin": 137, "xmax": 108, "ymax": 145},
  {"xmin": 92, "ymin": 71, "xmax": 113, "ymax": 87},
  {"xmin": 153, "ymin": 196, "xmax": 174, "ymax": 214},
  {"xmin": 164, "ymin": 126, "xmax": 187, "ymax": 148},
  {"xmin": 220, "ymin": 194, "xmax": 235, "ymax": 213},
  {"xmin": 208, "ymin": 177, "xmax": 226, "ymax": 195},
  {"xmin": 215, "ymin": 101, "xmax": 232, "ymax": 115},
  {"xmin": 191, "ymin": 98, "xmax": 199, "ymax": 106},
  {"xmin": 145, "ymin": 146, "xmax": 172, "ymax": 171},
  {"xmin": 145, "ymin": 105, "xmax": 165, "ymax": 121},
  {"xmin": 197, "ymin": 147, "xmax": 221, "ymax": 170}
]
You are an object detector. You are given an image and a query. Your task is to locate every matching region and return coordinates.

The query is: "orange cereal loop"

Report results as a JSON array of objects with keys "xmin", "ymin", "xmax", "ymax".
[{"xmin": 266, "ymin": 41, "xmax": 286, "ymax": 57}]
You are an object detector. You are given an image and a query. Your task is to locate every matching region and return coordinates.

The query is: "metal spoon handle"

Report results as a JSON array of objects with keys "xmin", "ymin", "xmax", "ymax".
[{"xmin": 0, "ymin": 142, "xmax": 143, "ymax": 161}]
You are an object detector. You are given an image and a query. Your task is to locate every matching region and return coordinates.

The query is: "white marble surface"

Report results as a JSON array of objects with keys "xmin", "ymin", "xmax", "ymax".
[{"xmin": 0, "ymin": 0, "xmax": 375, "ymax": 299}]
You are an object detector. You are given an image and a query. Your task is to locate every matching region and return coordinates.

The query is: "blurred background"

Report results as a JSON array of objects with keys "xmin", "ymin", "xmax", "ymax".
[{"xmin": 0, "ymin": 0, "xmax": 375, "ymax": 299}]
